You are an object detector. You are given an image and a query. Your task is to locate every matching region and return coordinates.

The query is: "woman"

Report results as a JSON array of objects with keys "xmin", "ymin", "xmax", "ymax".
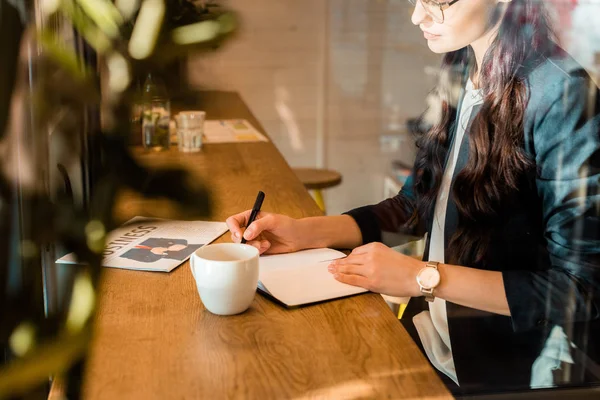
[{"xmin": 227, "ymin": 0, "xmax": 600, "ymax": 393}]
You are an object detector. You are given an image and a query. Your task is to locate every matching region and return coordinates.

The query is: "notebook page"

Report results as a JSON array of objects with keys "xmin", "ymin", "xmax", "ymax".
[{"xmin": 258, "ymin": 249, "xmax": 367, "ymax": 306}]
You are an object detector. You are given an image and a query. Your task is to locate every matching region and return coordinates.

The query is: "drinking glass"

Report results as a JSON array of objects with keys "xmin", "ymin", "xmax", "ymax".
[{"xmin": 175, "ymin": 111, "xmax": 205, "ymax": 153}]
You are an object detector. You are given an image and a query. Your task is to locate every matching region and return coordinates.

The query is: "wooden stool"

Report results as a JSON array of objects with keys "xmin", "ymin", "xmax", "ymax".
[{"xmin": 293, "ymin": 168, "xmax": 342, "ymax": 213}]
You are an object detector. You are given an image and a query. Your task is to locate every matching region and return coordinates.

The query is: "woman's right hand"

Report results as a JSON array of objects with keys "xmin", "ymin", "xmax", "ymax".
[{"xmin": 225, "ymin": 211, "xmax": 303, "ymax": 255}]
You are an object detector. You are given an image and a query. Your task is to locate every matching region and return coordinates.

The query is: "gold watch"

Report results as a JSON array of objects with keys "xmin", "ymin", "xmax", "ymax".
[{"xmin": 416, "ymin": 261, "xmax": 441, "ymax": 302}]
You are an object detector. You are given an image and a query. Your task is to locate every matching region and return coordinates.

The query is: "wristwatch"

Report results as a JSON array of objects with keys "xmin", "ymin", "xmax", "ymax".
[{"xmin": 416, "ymin": 261, "xmax": 441, "ymax": 302}]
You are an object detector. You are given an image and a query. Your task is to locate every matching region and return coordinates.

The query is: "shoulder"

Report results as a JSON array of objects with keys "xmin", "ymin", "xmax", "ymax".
[
  {"xmin": 526, "ymin": 52, "xmax": 584, "ymax": 87},
  {"xmin": 521, "ymin": 51, "xmax": 600, "ymax": 167},
  {"xmin": 524, "ymin": 51, "xmax": 592, "ymax": 116},
  {"xmin": 520, "ymin": 50, "xmax": 599, "ymax": 158}
]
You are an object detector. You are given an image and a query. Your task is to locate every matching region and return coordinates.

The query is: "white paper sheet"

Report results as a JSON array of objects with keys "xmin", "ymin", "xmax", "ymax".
[{"xmin": 258, "ymin": 248, "xmax": 368, "ymax": 306}]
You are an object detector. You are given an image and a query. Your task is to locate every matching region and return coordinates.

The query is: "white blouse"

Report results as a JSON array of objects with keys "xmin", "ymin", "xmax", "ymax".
[{"xmin": 412, "ymin": 79, "xmax": 483, "ymax": 385}]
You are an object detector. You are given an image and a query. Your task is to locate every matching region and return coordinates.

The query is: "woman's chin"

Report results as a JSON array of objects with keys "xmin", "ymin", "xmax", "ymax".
[{"xmin": 426, "ymin": 39, "xmax": 450, "ymax": 54}]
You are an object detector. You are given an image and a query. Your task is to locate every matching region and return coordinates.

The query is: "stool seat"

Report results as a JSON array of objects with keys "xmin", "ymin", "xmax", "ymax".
[{"xmin": 293, "ymin": 168, "xmax": 342, "ymax": 190}]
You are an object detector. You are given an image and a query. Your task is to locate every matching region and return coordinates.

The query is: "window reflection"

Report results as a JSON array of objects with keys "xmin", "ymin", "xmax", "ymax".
[{"xmin": 342, "ymin": 0, "xmax": 600, "ymax": 396}]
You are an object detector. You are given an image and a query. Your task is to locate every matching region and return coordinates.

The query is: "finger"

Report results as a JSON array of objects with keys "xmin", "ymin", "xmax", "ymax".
[
  {"xmin": 244, "ymin": 240, "xmax": 263, "ymax": 251},
  {"xmin": 243, "ymin": 213, "xmax": 274, "ymax": 241},
  {"xmin": 350, "ymin": 242, "xmax": 379, "ymax": 255},
  {"xmin": 244, "ymin": 239, "xmax": 270, "ymax": 252},
  {"xmin": 333, "ymin": 273, "xmax": 370, "ymax": 290},
  {"xmin": 330, "ymin": 253, "xmax": 366, "ymax": 267},
  {"xmin": 230, "ymin": 231, "xmax": 242, "ymax": 243},
  {"xmin": 328, "ymin": 261, "xmax": 367, "ymax": 276},
  {"xmin": 259, "ymin": 240, "xmax": 271, "ymax": 255},
  {"xmin": 350, "ymin": 244, "xmax": 370, "ymax": 255},
  {"xmin": 226, "ymin": 210, "xmax": 252, "ymax": 240}
]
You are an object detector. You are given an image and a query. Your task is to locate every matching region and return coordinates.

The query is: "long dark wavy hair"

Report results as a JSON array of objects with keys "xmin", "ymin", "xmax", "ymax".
[{"xmin": 410, "ymin": 0, "xmax": 562, "ymax": 265}]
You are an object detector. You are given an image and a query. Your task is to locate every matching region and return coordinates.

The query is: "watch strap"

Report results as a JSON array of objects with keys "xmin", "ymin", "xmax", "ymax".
[
  {"xmin": 425, "ymin": 260, "xmax": 439, "ymax": 270},
  {"xmin": 420, "ymin": 261, "xmax": 440, "ymax": 302}
]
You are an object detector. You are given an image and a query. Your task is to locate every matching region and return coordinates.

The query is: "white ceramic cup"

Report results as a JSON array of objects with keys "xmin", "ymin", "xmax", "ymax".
[{"xmin": 190, "ymin": 243, "xmax": 259, "ymax": 315}]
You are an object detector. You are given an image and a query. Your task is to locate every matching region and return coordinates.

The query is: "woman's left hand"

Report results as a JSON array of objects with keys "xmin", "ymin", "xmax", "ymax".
[{"xmin": 328, "ymin": 242, "xmax": 424, "ymax": 297}]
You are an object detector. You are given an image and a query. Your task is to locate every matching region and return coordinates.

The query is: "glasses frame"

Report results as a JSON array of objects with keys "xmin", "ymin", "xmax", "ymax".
[{"xmin": 410, "ymin": 0, "xmax": 461, "ymax": 24}]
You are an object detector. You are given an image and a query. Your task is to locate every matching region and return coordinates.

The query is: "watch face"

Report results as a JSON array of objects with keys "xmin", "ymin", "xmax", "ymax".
[{"xmin": 417, "ymin": 267, "xmax": 440, "ymax": 289}]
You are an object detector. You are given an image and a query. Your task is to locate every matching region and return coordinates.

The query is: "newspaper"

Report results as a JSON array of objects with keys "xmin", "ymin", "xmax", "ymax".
[{"xmin": 56, "ymin": 217, "xmax": 228, "ymax": 272}]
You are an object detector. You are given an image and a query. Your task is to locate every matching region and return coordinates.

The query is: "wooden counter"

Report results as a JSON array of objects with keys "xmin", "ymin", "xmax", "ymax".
[{"xmin": 83, "ymin": 92, "xmax": 452, "ymax": 399}]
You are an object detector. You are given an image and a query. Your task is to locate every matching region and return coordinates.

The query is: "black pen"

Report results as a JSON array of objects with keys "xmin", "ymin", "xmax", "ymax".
[{"xmin": 241, "ymin": 191, "xmax": 265, "ymax": 244}]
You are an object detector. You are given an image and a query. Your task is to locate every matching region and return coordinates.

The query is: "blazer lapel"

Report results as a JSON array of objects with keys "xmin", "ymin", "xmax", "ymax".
[{"xmin": 422, "ymin": 101, "xmax": 482, "ymax": 260}]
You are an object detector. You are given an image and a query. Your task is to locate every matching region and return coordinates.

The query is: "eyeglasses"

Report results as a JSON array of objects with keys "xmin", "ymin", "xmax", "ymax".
[{"xmin": 408, "ymin": 0, "xmax": 461, "ymax": 24}]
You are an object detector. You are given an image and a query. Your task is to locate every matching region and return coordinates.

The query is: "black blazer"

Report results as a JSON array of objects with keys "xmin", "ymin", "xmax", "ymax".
[{"xmin": 346, "ymin": 53, "xmax": 600, "ymax": 393}]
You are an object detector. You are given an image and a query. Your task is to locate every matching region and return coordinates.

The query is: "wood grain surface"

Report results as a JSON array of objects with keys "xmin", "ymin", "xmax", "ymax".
[{"xmin": 83, "ymin": 92, "xmax": 452, "ymax": 399}]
